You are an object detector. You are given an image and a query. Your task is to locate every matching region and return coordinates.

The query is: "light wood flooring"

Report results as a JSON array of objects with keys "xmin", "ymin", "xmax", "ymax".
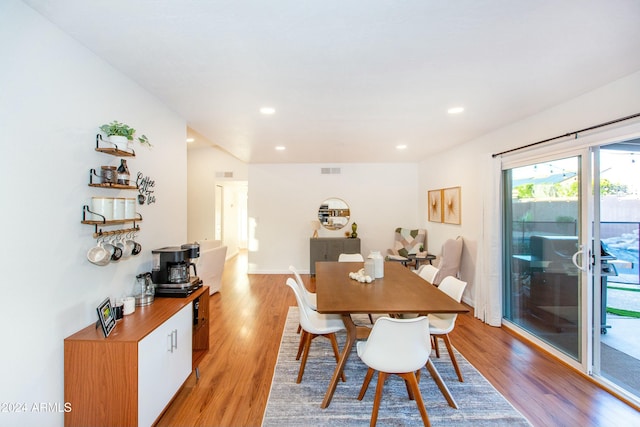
[{"xmin": 156, "ymin": 251, "xmax": 640, "ymax": 427}]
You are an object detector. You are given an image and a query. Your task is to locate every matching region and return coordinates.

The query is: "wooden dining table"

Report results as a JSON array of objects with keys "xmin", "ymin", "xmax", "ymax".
[{"xmin": 315, "ymin": 261, "xmax": 469, "ymax": 409}]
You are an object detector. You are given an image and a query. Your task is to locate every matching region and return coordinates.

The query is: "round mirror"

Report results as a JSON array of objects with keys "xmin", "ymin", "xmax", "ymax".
[{"xmin": 318, "ymin": 198, "xmax": 350, "ymax": 230}]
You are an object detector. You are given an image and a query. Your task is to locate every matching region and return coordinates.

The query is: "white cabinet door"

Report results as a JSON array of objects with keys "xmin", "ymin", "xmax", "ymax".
[{"xmin": 138, "ymin": 303, "xmax": 192, "ymax": 427}]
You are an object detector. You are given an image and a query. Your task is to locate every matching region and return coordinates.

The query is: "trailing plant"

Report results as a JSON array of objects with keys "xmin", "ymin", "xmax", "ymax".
[{"xmin": 99, "ymin": 120, "xmax": 152, "ymax": 147}]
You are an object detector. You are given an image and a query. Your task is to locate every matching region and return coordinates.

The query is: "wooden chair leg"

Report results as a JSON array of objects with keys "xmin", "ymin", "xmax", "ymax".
[
  {"xmin": 399, "ymin": 372, "xmax": 431, "ymax": 427},
  {"xmin": 432, "ymin": 335, "xmax": 440, "ymax": 358},
  {"xmin": 297, "ymin": 324, "xmax": 301, "ymax": 334},
  {"xmin": 368, "ymin": 314, "xmax": 374, "ymax": 324},
  {"xmin": 358, "ymin": 367, "xmax": 375, "ymax": 400},
  {"xmin": 404, "ymin": 378, "xmax": 415, "ymax": 400},
  {"xmin": 327, "ymin": 333, "xmax": 346, "ymax": 382},
  {"xmin": 296, "ymin": 330, "xmax": 307, "ymax": 360},
  {"xmin": 296, "ymin": 332, "xmax": 314, "ymax": 383},
  {"xmin": 442, "ymin": 334, "xmax": 464, "ymax": 382},
  {"xmin": 370, "ymin": 371, "xmax": 387, "ymax": 427}
]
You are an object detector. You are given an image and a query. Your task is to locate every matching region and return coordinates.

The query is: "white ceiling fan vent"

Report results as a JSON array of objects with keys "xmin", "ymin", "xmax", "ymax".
[
  {"xmin": 320, "ymin": 167, "xmax": 341, "ymax": 175},
  {"xmin": 215, "ymin": 171, "xmax": 234, "ymax": 178}
]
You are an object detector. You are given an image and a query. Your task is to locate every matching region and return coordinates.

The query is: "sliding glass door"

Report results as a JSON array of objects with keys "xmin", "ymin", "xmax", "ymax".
[
  {"xmin": 503, "ymin": 155, "xmax": 587, "ymax": 362},
  {"xmin": 501, "ymin": 138, "xmax": 640, "ymax": 403}
]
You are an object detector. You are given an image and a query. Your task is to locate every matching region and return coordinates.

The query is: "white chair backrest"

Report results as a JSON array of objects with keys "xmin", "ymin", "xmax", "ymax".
[
  {"xmin": 288, "ymin": 265, "xmax": 317, "ymax": 310},
  {"xmin": 430, "ymin": 276, "xmax": 467, "ymax": 325},
  {"xmin": 418, "ymin": 264, "xmax": 439, "ymax": 284},
  {"xmin": 338, "ymin": 253, "xmax": 364, "ymax": 262},
  {"xmin": 285, "ymin": 278, "xmax": 342, "ymax": 335},
  {"xmin": 358, "ymin": 316, "xmax": 431, "ymax": 373}
]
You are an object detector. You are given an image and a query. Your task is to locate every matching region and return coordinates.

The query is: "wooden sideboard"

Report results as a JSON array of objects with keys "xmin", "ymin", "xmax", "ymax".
[
  {"xmin": 309, "ymin": 237, "xmax": 361, "ymax": 275},
  {"xmin": 64, "ymin": 286, "xmax": 209, "ymax": 427}
]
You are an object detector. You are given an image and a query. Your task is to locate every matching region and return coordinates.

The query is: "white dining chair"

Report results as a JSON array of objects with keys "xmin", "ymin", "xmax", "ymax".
[
  {"xmin": 284, "ymin": 278, "xmax": 346, "ymax": 383},
  {"xmin": 289, "ymin": 265, "xmax": 318, "ymax": 358},
  {"xmin": 338, "ymin": 253, "xmax": 365, "ymax": 262},
  {"xmin": 417, "ymin": 264, "xmax": 439, "ymax": 284},
  {"xmin": 357, "ymin": 316, "xmax": 432, "ymax": 427},
  {"xmin": 428, "ymin": 276, "xmax": 467, "ymax": 382}
]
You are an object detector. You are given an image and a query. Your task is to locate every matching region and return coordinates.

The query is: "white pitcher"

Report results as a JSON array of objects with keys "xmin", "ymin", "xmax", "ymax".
[{"xmin": 368, "ymin": 250, "xmax": 384, "ymax": 278}]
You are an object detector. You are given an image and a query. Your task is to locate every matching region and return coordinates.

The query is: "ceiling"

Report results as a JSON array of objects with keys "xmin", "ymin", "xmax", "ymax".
[{"xmin": 23, "ymin": 1, "xmax": 640, "ymax": 164}]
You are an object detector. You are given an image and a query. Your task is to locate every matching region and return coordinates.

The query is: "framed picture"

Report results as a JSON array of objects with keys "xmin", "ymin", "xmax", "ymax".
[
  {"xmin": 96, "ymin": 297, "xmax": 116, "ymax": 337},
  {"xmin": 443, "ymin": 186, "xmax": 461, "ymax": 225},
  {"xmin": 428, "ymin": 189, "xmax": 443, "ymax": 223}
]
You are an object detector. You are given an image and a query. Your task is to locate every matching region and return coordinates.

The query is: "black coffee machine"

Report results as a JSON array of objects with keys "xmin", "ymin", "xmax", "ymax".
[{"xmin": 151, "ymin": 243, "xmax": 202, "ymax": 297}]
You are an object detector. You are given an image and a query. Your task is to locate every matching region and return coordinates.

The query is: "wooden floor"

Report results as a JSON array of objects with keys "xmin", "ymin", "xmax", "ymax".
[{"xmin": 157, "ymin": 252, "xmax": 640, "ymax": 427}]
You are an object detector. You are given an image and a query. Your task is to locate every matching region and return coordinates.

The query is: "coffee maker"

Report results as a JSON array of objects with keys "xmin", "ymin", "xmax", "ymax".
[{"xmin": 151, "ymin": 243, "xmax": 202, "ymax": 297}]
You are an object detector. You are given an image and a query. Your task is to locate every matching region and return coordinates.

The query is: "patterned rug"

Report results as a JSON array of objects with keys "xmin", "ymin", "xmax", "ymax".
[{"xmin": 262, "ymin": 308, "xmax": 531, "ymax": 426}]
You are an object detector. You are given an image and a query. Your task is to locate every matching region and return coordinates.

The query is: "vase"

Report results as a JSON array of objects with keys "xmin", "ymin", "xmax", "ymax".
[
  {"xmin": 108, "ymin": 135, "xmax": 129, "ymax": 151},
  {"xmin": 368, "ymin": 250, "xmax": 384, "ymax": 278}
]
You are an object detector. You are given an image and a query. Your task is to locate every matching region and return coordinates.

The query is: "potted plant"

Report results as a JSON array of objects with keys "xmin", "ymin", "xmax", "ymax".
[{"xmin": 99, "ymin": 120, "xmax": 152, "ymax": 150}]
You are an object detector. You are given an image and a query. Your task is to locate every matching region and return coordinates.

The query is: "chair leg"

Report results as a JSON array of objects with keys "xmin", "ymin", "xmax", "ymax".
[
  {"xmin": 398, "ymin": 372, "xmax": 431, "ymax": 427},
  {"xmin": 327, "ymin": 333, "xmax": 346, "ymax": 382},
  {"xmin": 296, "ymin": 332, "xmax": 314, "ymax": 383},
  {"xmin": 297, "ymin": 324, "xmax": 301, "ymax": 334},
  {"xmin": 358, "ymin": 367, "xmax": 375, "ymax": 400},
  {"xmin": 296, "ymin": 330, "xmax": 307, "ymax": 360},
  {"xmin": 370, "ymin": 371, "xmax": 387, "ymax": 427},
  {"xmin": 368, "ymin": 314, "xmax": 374, "ymax": 324},
  {"xmin": 432, "ymin": 335, "xmax": 440, "ymax": 358},
  {"xmin": 442, "ymin": 334, "xmax": 464, "ymax": 382}
]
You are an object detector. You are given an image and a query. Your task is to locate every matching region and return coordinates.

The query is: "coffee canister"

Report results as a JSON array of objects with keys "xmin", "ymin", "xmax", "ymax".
[
  {"xmin": 91, "ymin": 197, "xmax": 114, "ymax": 221},
  {"xmin": 113, "ymin": 198, "xmax": 126, "ymax": 220},
  {"xmin": 100, "ymin": 166, "xmax": 117, "ymax": 184},
  {"xmin": 124, "ymin": 198, "xmax": 136, "ymax": 219}
]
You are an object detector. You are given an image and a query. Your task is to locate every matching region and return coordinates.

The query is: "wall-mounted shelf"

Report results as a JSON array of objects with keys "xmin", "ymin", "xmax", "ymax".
[
  {"xmin": 95, "ymin": 134, "xmax": 136, "ymax": 157},
  {"xmin": 88, "ymin": 168, "xmax": 138, "ymax": 189},
  {"xmin": 82, "ymin": 205, "xmax": 142, "ymax": 237}
]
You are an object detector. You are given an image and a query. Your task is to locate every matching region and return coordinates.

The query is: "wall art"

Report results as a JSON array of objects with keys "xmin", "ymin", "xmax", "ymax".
[
  {"xmin": 428, "ymin": 189, "xmax": 443, "ymax": 223},
  {"xmin": 443, "ymin": 186, "xmax": 461, "ymax": 225}
]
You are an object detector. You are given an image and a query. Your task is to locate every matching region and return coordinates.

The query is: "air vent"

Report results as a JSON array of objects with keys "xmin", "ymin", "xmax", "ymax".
[
  {"xmin": 215, "ymin": 171, "xmax": 234, "ymax": 178},
  {"xmin": 320, "ymin": 167, "xmax": 341, "ymax": 175}
]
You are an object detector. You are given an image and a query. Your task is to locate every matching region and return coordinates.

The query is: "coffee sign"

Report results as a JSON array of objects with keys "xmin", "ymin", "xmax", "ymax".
[{"xmin": 136, "ymin": 172, "xmax": 156, "ymax": 205}]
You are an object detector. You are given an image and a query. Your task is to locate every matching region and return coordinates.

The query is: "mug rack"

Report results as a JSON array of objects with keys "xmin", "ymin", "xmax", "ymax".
[{"xmin": 81, "ymin": 205, "xmax": 143, "ymax": 237}]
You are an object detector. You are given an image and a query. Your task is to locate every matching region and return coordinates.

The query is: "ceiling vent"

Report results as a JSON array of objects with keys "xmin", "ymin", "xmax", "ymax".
[
  {"xmin": 320, "ymin": 167, "xmax": 341, "ymax": 175},
  {"xmin": 215, "ymin": 171, "xmax": 234, "ymax": 178}
]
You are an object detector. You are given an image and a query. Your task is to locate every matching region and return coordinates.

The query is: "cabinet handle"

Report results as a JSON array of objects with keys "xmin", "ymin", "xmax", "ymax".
[
  {"xmin": 167, "ymin": 333, "xmax": 173, "ymax": 352},
  {"xmin": 172, "ymin": 329, "xmax": 178, "ymax": 351}
]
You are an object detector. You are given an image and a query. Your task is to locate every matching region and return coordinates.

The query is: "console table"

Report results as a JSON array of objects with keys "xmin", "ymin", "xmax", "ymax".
[
  {"xmin": 64, "ymin": 286, "xmax": 209, "ymax": 427},
  {"xmin": 309, "ymin": 237, "xmax": 361, "ymax": 275}
]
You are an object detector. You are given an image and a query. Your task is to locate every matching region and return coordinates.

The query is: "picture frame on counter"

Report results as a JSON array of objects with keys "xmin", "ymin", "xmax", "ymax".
[{"xmin": 96, "ymin": 297, "xmax": 116, "ymax": 337}]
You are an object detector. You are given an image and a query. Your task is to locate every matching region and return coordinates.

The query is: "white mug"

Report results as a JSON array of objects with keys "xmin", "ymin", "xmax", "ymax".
[{"xmin": 122, "ymin": 297, "xmax": 136, "ymax": 315}]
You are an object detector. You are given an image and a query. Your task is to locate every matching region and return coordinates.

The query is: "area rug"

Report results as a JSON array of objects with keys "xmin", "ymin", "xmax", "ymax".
[{"xmin": 262, "ymin": 307, "xmax": 531, "ymax": 426}]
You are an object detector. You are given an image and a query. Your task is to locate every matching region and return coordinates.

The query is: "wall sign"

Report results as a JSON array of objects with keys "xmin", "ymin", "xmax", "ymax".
[{"xmin": 136, "ymin": 172, "xmax": 156, "ymax": 205}]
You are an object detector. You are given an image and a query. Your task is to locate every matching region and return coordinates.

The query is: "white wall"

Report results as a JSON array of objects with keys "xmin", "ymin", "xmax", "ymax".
[
  {"xmin": 186, "ymin": 144, "xmax": 248, "ymax": 257},
  {"xmin": 0, "ymin": 2, "xmax": 187, "ymax": 426},
  {"xmin": 247, "ymin": 163, "xmax": 420, "ymax": 273},
  {"xmin": 418, "ymin": 70, "xmax": 640, "ymax": 306}
]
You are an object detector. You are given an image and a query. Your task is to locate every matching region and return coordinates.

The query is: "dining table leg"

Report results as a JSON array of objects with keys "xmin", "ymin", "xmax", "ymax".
[
  {"xmin": 321, "ymin": 314, "xmax": 357, "ymax": 408},
  {"xmin": 425, "ymin": 358, "xmax": 458, "ymax": 409}
]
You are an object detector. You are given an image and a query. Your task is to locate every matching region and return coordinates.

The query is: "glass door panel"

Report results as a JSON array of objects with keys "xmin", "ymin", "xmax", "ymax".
[
  {"xmin": 503, "ymin": 156, "xmax": 583, "ymax": 360},
  {"xmin": 594, "ymin": 143, "xmax": 640, "ymax": 399}
]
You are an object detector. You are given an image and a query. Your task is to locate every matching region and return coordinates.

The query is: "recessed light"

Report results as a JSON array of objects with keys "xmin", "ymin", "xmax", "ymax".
[
  {"xmin": 186, "ymin": 138, "xmax": 195, "ymax": 143},
  {"xmin": 275, "ymin": 146, "xmax": 286, "ymax": 151},
  {"xmin": 260, "ymin": 107, "xmax": 276, "ymax": 115},
  {"xmin": 447, "ymin": 107, "xmax": 464, "ymax": 114},
  {"xmin": 396, "ymin": 144, "xmax": 407, "ymax": 150}
]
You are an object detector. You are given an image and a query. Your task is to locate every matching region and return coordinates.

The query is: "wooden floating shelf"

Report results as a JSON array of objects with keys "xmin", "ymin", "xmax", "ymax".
[
  {"xmin": 81, "ymin": 219, "xmax": 142, "ymax": 226},
  {"xmin": 89, "ymin": 183, "xmax": 138, "ymax": 190},
  {"xmin": 95, "ymin": 147, "xmax": 135, "ymax": 157}
]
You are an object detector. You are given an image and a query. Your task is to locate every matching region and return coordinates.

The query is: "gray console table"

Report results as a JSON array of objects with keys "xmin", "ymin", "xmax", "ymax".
[{"xmin": 310, "ymin": 237, "xmax": 361, "ymax": 275}]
